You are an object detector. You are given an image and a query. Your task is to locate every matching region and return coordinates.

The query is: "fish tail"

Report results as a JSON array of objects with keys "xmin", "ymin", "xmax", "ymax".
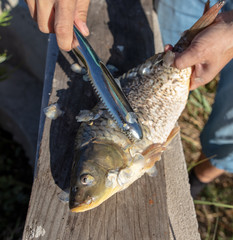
[
  {"xmin": 173, "ymin": 0, "xmax": 225, "ymax": 52},
  {"xmin": 190, "ymin": 0, "xmax": 224, "ymax": 31}
]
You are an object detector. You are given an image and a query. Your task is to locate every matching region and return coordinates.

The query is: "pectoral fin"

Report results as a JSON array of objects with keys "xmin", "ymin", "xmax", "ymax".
[
  {"xmin": 164, "ymin": 126, "xmax": 180, "ymax": 147},
  {"xmin": 142, "ymin": 126, "xmax": 180, "ymax": 170},
  {"xmin": 146, "ymin": 165, "xmax": 158, "ymax": 177}
]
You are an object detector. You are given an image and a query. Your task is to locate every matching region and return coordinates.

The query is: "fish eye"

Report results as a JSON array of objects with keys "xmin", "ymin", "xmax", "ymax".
[{"xmin": 80, "ymin": 174, "xmax": 95, "ymax": 186}]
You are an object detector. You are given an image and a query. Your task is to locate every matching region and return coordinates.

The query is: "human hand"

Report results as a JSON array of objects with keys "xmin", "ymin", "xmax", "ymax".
[
  {"xmin": 26, "ymin": 0, "xmax": 90, "ymax": 51},
  {"xmin": 172, "ymin": 10, "xmax": 233, "ymax": 90}
]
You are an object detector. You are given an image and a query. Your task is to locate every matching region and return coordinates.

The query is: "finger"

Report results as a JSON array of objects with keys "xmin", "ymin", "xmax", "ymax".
[
  {"xmin": 54, "ymin": 0, "xmax": 76, "ymax": 51},
  {"xmin": 189, "ymin": 67, "xmax": 205, "ymax": 90},
  {"xmin": 74, "ymin": 0, "xmax": 90, "ymax": 37},
  {"xmin": 174, "ymin": 43, "xmax": 205, "ymax": 70},
  {"xmin": 215, "ymin": 11, "xmax": 233, "ymax": 23},
  {"xmin": 75, "ymin": 0, "xmax": 90, "ymax": 23},
  {"xmin": 72, "ymin": 31, "xmax": 79, "ymax": 49},
  {"xmin": 36, "ymin": 0, "xmax": 55, "ymax": 33},
  {"xmin": 164, "ymin": 44, "xmax": 173, "ymax": 52},
  {"xmin": 25, "ymin": 0, "xmax": 37, "ymax": 21},
  {"xmin": 72, "ymin": 19, "xmax": 89, "ymax": 49},
  {"xmin": 75, "ymin": 19, "xmax": 89, "ymax": 37},
  {"xmin": 189, "ymin": 63, "xmax": 216, "ymax": 90}
]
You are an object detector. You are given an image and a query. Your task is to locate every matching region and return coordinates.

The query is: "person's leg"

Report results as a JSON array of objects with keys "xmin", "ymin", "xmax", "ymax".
[
  {"xmin": 200, "ymin": 58, "xmax": 233, "ymax": 175},
  {"xmin": 156, "ymin": 0, "xmax": 233, "ymax": 197},
  {"xmin": 156, "ymin": 0, "xmax": 217, "ymax": 46},
  {"xmin": 194, "ymin": 153, "xmax": 225, "ymax": 183},
  {"xmin": 199, "ymin": 0, "xmax": 233, "ymax": 175},
  {"xmin": 196, "ymin": 2, "xmax": 233, "ymax": 185}
]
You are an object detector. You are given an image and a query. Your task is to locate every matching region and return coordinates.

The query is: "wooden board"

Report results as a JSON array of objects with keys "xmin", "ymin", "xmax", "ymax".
[
  {"xmin": 23, "ymin": 0, "xmax": 201, "ymax": 239},
  {"xmin": 23, "ymin": 0, "xmax": 171, "ymax": 239}
]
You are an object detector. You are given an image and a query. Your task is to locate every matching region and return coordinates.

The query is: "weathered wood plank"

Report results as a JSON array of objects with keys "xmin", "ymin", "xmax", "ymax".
[
  {"xmin": 163, "ymin": 133, "xmax": 201, "ymax": 240},
  {"xmin": 23, "ymin": 0, "xmax": 172, "ymax": 239}
]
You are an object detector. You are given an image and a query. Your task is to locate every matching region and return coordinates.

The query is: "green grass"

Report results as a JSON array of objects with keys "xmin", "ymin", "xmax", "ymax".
[
  {"xmin": 0, "ymin": 10, "xmax": 12, "ymax": 81},
  {"xmin": 0, "ymin": 10, "xmax": 12, "ymax": 27},
  {"xmin": 179, "ymin": 76, "xmax": 233, "ymax": 240},
  {"xmin": 195, "ymin": 178, "xmax": 233, "ymax": 240},
  {"xmin": 194, "ymin": 200, "xmax": 233, "ymax": 209}
]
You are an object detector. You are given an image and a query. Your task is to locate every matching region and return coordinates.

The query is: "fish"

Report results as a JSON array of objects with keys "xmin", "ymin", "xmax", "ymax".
[{"xmin": 69, "ymin": 0, "xmax": 225, "ymax": 212}]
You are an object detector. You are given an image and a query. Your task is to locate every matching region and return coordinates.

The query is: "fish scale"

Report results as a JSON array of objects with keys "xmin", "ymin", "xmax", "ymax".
[
  {"xmin": 69, "ymin": 1, "xmax": 225, "ymax": 212},
  {"xmin": 75, "ymin": 53, "xmax": 190, "ymax": 161}
]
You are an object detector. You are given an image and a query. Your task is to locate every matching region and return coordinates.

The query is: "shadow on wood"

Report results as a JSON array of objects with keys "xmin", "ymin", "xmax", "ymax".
[
  {"xmin": 49, "ymin": 51, "xmax": 97, "ymax": 191},
  {"xmin": 106, "ymin": 0, "xmax": 154, "ymax": 74}
]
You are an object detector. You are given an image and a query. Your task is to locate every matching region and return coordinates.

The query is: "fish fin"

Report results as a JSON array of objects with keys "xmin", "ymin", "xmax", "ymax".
[
  {"xmin": 146, "ymin": 165, "xmax": 158, "ymax": 177},
  {"xmin": 203, "ymin": 0, "xmax": 210, "ymax": 15},
  {"xmin": 146, "ymin": 52, "xmax": 164, "ymax": 66},
  {"xmin": 164, "ymin": 125, "xmax": 180, "ymax": 147},
  {"xmin": 190, "ymin": 0, "xmax": 224, "ymax": 31},
  {"xmin": 141, "ymin": 144, "xmax": 165, "ymax": 170},
  {"xmin": 174, "ymin": 0, "xmax": 225, "ymax": 52},
  {"xmin": 142, "ymin": 144, "xmax": 165, "ymax": 161},
  {"xmin": 142, "ymin": 126, "xmax": 180, "ymax": 169},
  {"xmin": 119, "ymin": 53, "xmax": 164, "ymax": 86}
]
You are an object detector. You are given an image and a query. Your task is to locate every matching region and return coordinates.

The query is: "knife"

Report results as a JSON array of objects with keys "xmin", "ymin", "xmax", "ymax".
[{"xmin": 72, "ymin": 24, "xmax": 143, "ymax": 141}]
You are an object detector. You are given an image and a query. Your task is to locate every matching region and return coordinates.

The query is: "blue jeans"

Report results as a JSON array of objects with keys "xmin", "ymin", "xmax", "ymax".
[{"xmin": 157, "ymin": 0, "xmax": 233, "ymax": 173}]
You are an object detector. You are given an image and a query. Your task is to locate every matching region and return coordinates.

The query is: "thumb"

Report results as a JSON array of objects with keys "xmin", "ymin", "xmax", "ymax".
[{"xmin": 174, "ymin": 44, "xmax": 204, "ymax": 70}]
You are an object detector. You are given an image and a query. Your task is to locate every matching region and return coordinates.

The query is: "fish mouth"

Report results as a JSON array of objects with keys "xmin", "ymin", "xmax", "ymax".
[
  {"xmin": 69, "ymin": 187, "xmax": 121, "ymax": 213},
  {"xmin": 70, "ymin": 200, "xmax": 97, "ymax": 213},
  {"xmin": 69, "ymin": 195, "xmax": 105, "ymax": 213}
]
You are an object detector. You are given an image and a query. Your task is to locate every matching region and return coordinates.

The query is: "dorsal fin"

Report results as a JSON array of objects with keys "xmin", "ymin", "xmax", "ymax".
[
  {"xmin": 190, "ymin": 0, "xmax": 224, "ymax": 31},
  {"xmin": 203, "ymin": 0, "xmax": 210, "ymax": 15},
  {"xmin": 173, "ymin": 0, "xmax": 225, "ymax": 53}
]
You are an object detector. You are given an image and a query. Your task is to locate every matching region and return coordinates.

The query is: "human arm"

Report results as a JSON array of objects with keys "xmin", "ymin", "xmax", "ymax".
[
  {"xmin": 174, "ymin": 10, "xmax": 233, "ymax": 90},
  {"xmin": 25, "ymin": 0, "xmax": 90, "ymax": 51}
]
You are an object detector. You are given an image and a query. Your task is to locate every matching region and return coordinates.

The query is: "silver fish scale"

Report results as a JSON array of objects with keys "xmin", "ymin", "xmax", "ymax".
[
  {"xmin": 76, "ymin": 52, "xmax": 191, "ymax": 154},
  {"xmin": 75, "ymin": 104, "xmax": 131, "ymax": 149},
  {"xmin": 125, "ymin": 62, "xmax": 191, "ymax": 144}
]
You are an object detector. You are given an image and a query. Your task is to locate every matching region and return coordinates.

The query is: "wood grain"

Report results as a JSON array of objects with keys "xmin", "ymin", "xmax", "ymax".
[{"xmin": 22, "ymin": 0, "xmax": 198, "ymax": 239}]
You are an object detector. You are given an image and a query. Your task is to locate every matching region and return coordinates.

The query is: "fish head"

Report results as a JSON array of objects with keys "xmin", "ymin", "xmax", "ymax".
[{"xmin": 69, "ymin": 140, "xmax": 127, "ymax": 212}]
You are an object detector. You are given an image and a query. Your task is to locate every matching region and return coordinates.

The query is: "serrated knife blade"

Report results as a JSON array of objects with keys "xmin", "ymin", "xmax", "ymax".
[{"xmin": 72, "ymin": 25, "xmax": 143, "ymax": 140}]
